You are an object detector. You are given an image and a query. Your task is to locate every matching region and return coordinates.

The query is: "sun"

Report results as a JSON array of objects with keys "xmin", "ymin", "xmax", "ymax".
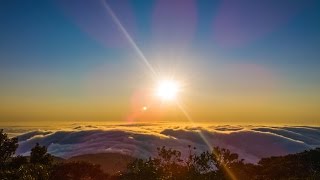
[{"xmin": 155, "ymin": 80, "xmax": 179, "ymax": 101}]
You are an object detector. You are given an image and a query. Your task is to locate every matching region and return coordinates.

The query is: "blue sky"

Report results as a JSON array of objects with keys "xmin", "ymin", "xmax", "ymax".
[
  {"xmin": 0, "ymin": 0, "xmax": 320, "ymax": 124},
  {"xmin": 1, "ymin": 0, "xmax": 319, "ymax": 69}
]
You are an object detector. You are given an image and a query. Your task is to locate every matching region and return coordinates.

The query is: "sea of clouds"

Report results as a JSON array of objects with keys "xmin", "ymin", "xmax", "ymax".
[{"xmin": 3, "ymin": 123, "xmax": 320, "ymax": 163}]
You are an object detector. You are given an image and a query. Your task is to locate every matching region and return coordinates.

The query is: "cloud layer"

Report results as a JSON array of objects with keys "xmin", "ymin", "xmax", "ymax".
[{"xmin": 7, "ymin": 124, "xmax": 320, "ymax": 163}]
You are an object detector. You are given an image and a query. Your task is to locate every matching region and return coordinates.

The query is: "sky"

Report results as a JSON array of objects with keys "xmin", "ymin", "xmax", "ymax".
[{"xmin": 0, "ymin": 0, "xmax": 320, "ymax": 125}]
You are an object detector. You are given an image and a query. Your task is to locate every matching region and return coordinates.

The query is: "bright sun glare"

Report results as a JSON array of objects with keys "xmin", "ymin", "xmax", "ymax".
[{"xmin": 156, "ymin": 80, "xmax": 179, "ymax": 101}]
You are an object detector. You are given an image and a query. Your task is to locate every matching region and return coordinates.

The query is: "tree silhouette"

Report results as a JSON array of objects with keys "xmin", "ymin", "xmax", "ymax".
[
  {"xmin": 0, "ymin": 129, "xmax": 20, "ymax": 179},
  {"xmin": 0, "ymin": 129, "xmax": 18, "ymax": 164},
  {"xmin": 122, "ymin": 146, "xmax": 247, "ymax": 180},
  {"xmin": 257, "ymin": 148, "xmax": 320, "ymax": 179},
  {"xmin": 30, "ymin": 143, "xmax": 53, "ymax": 166}
]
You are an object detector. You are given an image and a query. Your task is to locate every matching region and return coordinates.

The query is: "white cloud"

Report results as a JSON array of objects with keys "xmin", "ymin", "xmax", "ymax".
[{"xmin": 10, "ymin": 124, "xmax": 320, "ymax": 163}]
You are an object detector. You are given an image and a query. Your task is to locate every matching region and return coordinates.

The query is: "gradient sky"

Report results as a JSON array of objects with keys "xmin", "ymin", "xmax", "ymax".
[{"xmin": 1, "ymin": 0, "xmax": 320, "ymax": 125}]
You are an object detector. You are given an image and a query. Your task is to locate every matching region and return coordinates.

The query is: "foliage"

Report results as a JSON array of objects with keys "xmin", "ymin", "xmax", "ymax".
[
  {"xmin": 121, "ymin": 146, "xmax": 246, "ymax": 180},
  {"xmin": 257, "ymin": 148, "xmax": 320, "ymax": 179},
  {"xmin": 120, "ymin": 145, "xmax": 320, "ymax": 180},
  {"xmin": 30, "ymin": 143, "xmax": 53, "ymax": 166},
  {"xmin": 0, "ymin": 129, "xmax": 18, "ymax": 164}
]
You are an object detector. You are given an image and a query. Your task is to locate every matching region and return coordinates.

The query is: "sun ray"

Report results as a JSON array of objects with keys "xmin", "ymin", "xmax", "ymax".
[
  {"xmin": 102, "ymin": 0, "xmax": 158, "ymax": 80},
  {"xmin": 103, "ymin": 2, "xmax": 237, "ymax": 179},
  {"xmin": 176, "ymin": 100, "xmax": 237, "ymax": 180}
]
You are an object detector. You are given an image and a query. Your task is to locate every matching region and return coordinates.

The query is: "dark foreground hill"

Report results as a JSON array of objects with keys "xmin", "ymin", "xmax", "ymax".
[{"xmin": 68, "ymin": 153, "xmax": 134, "ymax": 175}]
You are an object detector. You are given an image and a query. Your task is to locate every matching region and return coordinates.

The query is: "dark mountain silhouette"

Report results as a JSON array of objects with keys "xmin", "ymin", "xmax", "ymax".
[{"xmin": 68, "ymin": 153, "xmax": 134, "ymax": 175}]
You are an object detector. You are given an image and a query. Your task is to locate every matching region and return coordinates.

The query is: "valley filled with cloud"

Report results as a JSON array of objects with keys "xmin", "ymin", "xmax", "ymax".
[{"xmin": 4, "ymin": 123, "xmax": 319, "ymax": 163}]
